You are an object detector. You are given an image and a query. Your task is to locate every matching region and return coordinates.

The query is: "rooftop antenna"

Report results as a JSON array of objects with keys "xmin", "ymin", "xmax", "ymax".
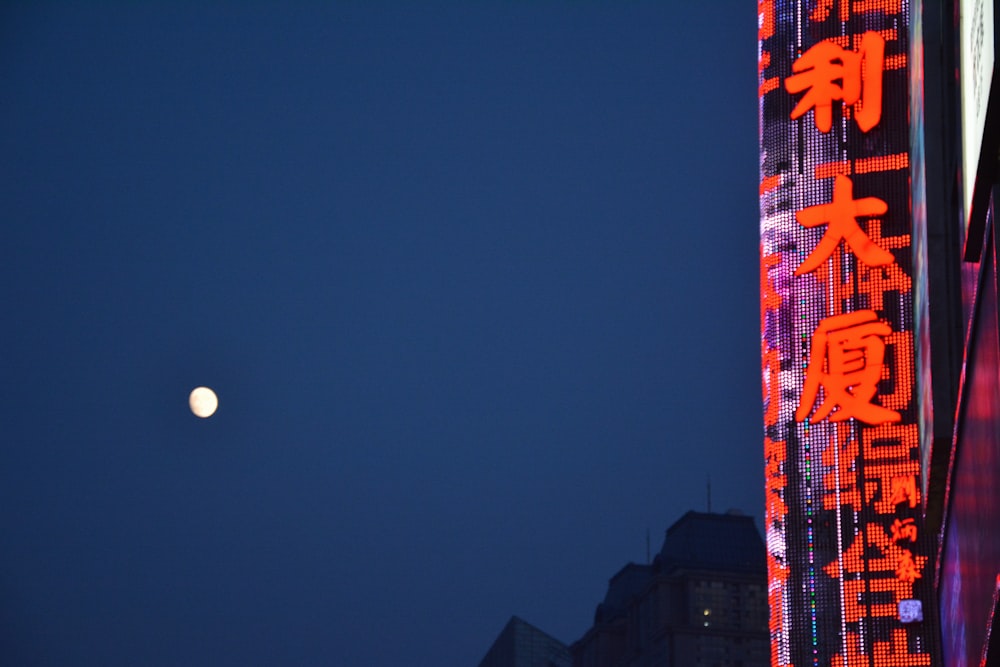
[
  {"xmin": 707, "ymin": 475, "xmax": 712, "ymax": 513},
  {"xmin": 646, "ymin": 528, "xmax": 651, "ymax": 564}
]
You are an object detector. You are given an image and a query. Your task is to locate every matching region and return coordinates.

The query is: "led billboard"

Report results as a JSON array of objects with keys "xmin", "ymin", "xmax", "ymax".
[{"xmin": 758, "ymin": 2, "xmax": 935, "ymax": 666}]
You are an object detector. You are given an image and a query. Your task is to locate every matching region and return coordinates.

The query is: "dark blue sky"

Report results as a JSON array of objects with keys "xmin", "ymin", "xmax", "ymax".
[{"xmin": 1, "ymin": 4, "xmax": 759, "ymax": 665}]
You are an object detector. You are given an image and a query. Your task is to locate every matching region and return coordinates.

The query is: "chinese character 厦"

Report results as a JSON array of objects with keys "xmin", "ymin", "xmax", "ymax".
[{"xmin": 797, "ymin": 310, "xmax": 901, "ymax": 424}]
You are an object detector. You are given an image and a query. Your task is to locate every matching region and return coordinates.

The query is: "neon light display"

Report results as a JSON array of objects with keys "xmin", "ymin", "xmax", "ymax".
[{"xmin": 758, "ymin": 2, "xmax": 934, "ymax": 666}]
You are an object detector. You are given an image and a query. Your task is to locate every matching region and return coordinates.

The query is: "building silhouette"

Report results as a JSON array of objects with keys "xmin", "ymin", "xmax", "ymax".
[
  {"xmin": 570, "ymin": 510, "xmax": 768, "ymax": 667},
  {"xmin": 478, "ymin": 615, "xmax": 572, "ymax": 667}
]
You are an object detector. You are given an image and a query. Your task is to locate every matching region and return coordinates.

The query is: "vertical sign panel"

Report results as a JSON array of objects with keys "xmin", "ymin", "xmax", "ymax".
[
  {"xmin": 758, "ymin": 2, "xmax": 935, "ymax": 666},
  {"xmin": 960, "ymin": 0, "xmax": 995, "ymax": 240}
]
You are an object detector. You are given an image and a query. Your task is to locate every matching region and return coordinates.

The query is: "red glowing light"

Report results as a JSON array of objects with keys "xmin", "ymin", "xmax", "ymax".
[
  {"xmin": 794, "ymin": 175, "xmax": 894, "ymax": 276},
  {"xmin": 785, "ymin": 31, "xmax": 885, "ymax": 133},
  {"xmin": 797, "ymin": 311, "xmax": 901, "ymax": 425}
]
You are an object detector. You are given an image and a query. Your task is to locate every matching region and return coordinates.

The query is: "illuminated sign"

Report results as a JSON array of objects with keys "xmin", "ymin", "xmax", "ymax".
[
  {"xmin": 960, "ymin": 0, "xmax": 995, "ymax": 240},
  {"xmin": 759, "ymin": 2, "xmax": 934, "ymax": 666}
]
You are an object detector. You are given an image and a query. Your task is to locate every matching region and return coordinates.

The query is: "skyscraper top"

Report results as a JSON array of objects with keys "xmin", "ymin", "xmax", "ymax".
[{"xmin": 657, "ymin": 510, "xmax": 765, "ymax": 575}]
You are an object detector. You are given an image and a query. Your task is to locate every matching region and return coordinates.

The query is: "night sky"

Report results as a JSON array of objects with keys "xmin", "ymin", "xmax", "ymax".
[{"xmin": 1, "ymin": 3, "xmax": 760, "ymax": 665}]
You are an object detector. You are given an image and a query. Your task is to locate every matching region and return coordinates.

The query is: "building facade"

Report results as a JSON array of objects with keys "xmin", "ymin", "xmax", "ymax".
[
  {"xmin": 570, "ymin": 511, "xmax": 769, "ymax": 667},
  {"xmin": 920, "ymin": 0, "xmax": 1000, "ymax": 663}
]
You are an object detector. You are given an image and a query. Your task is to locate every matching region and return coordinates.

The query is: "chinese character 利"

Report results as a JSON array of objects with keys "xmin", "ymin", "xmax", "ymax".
[
  {"xmin": 794, "ymin": 174, "xmax": 894, "ymax": 275},
  {"xmin": 785, "ymin": 31, "xmax": 885, "ymax": 132},
  {"xmin": 796, "ymin": 310, "xmax": 901, "ymax": 425}
]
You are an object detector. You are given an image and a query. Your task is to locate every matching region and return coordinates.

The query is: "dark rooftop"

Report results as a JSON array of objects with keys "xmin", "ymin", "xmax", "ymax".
[
  {"xmin": 599, "ymin": 562, "xmax": 653, "ymax": 619},
  {"xmin": 592, "ymin": 511, "xmax": 765, "ymax": 625},
  {"xmin": 657, "ymin": 510, "xmax": 766, "ymax": 574}
]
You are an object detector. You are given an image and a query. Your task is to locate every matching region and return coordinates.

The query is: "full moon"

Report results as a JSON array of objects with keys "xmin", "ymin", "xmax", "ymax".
[{"xmin": 189, "ymin": 386, "xmax": 218, "ymax": 418}]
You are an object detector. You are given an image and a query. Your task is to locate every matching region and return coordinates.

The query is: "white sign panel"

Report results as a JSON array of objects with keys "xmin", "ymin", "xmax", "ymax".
[{"xmin": 961, "ymin": 0, "xmax": 995, "ymax": 232}]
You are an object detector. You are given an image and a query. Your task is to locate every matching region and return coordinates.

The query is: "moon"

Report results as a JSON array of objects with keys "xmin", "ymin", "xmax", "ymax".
[{"xmin": 189, "ymin": 386, "xmax": 218, "ymax": 418}]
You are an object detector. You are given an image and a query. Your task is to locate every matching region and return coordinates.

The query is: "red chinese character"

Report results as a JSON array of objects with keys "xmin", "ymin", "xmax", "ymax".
[
  {"xmin": 867, "ymin": 460, "xmax": 921, "ymax": 514},
  {"xmin": 895, "ymin": 550, "xmax": 923, "ymax": 584},
  {"xmin": 759, "ymin": 0, "xmax": 775, "ymax": 40},
  {"xmin": 853, "ymin": 0, "xmax": 903, "ymax": 16},
  {"xmin": 889, "ymin": 475, "xmax": 919, "ymax": 508},
  {"xmin": 785, "ymin": 31, "xmax": 885, "ymax": 132},
  {"xmin": 810, "ymin": 0, "xmax": 849, "ymax": 23},
  {"xmin": 794, "ymin": 174, "xmax": 894, "ymax": 275},
  {"xmin": 797, "ymin": 310, "xmax": 901, "ymax": 425},
  {"xmin": 873, "ymin": 628, "xmax": 931, "ymax": 667},
  {"xmin": 890, "ymin": 518, "xmax": 918, "ymax": 543},
  {"xmin": 840, "ymin": 578, "xmax": 915, "ymax": 623},
  {"xmin": 812, "ymin": 0, "xmax": 904, "ymax": 23}
]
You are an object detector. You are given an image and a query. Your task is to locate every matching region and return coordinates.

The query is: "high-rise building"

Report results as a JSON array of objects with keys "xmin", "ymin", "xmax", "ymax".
[{"xmin": 570, "ymin": 510, "xmax": 769, "ymax": 667}]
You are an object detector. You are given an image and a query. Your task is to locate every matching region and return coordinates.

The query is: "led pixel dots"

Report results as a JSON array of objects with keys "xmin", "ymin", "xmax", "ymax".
[{"xmin": 758, "ymin": 2, "xmax": 933, "ymax": 666}]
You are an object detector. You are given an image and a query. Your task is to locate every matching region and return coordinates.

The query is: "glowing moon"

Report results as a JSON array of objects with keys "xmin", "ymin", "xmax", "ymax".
[{"xmin": 189, "ymin": 386, "xmax": 218, "ymax": 418}]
